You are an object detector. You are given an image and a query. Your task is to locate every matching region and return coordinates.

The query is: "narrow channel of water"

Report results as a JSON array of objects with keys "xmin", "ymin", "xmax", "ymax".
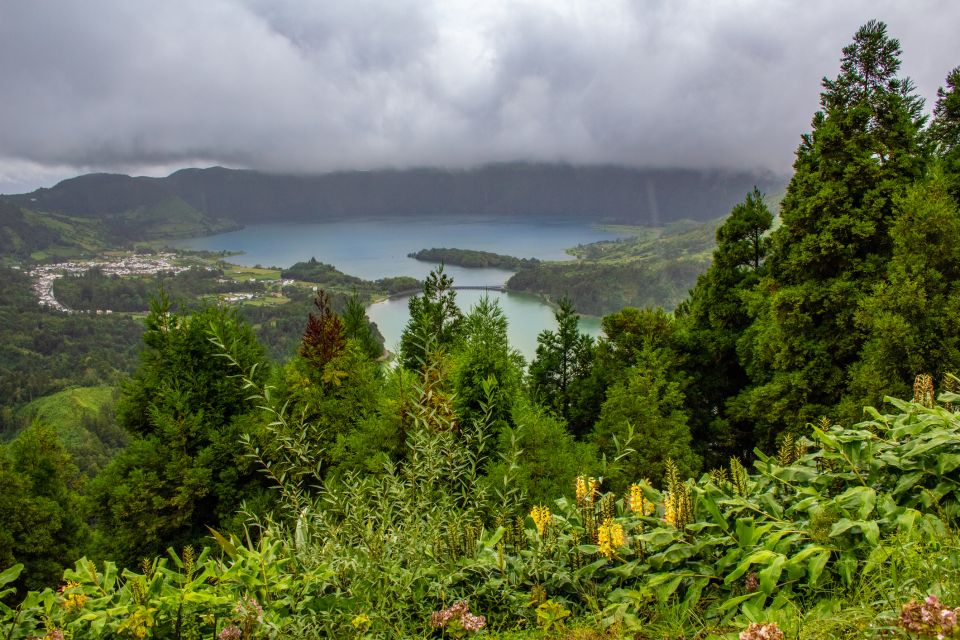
[{"xmin": 367, "ymin": 289, "xmax": 603, "ymax": 365}]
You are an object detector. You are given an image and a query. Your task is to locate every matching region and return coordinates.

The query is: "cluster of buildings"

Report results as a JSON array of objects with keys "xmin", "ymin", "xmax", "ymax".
[{"xmin": 28, "ymin": 252, "xmax": 195, "ymax": 313}]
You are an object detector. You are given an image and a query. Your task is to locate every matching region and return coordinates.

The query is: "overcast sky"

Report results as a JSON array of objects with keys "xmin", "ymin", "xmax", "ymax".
[{"xmin": 1, "ymin": 0, "xmax": 958, "ymax": 194}]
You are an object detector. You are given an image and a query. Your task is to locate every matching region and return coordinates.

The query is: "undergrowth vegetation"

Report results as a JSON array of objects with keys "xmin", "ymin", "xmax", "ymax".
[{"xmin": 4, "ymin": 381, "xmax": 960, "ymax": 638}]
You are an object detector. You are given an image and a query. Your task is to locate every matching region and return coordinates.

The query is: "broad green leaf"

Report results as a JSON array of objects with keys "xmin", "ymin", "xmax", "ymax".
[
  {"xmin": 699, "ymin": 489, "xmax": 730, "ymax": 531},
  {"xmin": 807, "ymin": 550, "xmax": 830, "ymax": 586},
  {"xmin": 207, "ymin": 526, "xmax": 238, "ymax": 559},
  {"xmin": 648, "ymin": 573, "xmax": 684, "ymax": 601},
  {"xmin": 893, "ymin": 472, "xmax": 923, "ymax": 495},
  {"xmin": 836, "ymin": 486, "xmax": 876, "ymax": 519},
  {"xmin": 895, "ymin": 509, "xmax": 920, "ymax": 533},
  {"xmin": 757, "ymin": 493, "xmax": 783, "ymax": 518},
  {"xmin": 725, "ymin": 549, "xmax": 777, "ymax": 584},
  {"xmin": 772, "ymin": 465, "xmax": 818, "ymax": 483},
  {"xmin": 937, "ymin": 453, "xmax": 960, "ymax": 475},
  {"xmin": 758, "ymin": 554, "xmax": 786, "ymax": 594},
  {"xmin": 717, "ymin": 591, "xmax": 763, "ymax": 613},
  {"xmin": 0, "ymin": 564, "xmax": 23, "ymax": 588}
]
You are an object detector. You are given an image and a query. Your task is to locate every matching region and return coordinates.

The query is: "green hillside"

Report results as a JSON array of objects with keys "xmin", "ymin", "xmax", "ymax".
[
  {"xmin": 0, "ymin": 195, "xmax": 239, "ymax": 264},
  {"xmin": 14, "ymin": 386, "xmax": 125, "ymax": 476},
  {"xmin": 0, "ymin": 200, "xmax": 104, "ymax": 262},
  {"xmin": 507, "ymin": 218, "xmax": 722, "ymax": 315}
]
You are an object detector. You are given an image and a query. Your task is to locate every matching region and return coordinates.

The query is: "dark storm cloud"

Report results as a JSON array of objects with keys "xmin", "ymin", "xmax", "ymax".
[{"xmin": 0, "ymin": 0, "xmax": 958, "ymax": 192}]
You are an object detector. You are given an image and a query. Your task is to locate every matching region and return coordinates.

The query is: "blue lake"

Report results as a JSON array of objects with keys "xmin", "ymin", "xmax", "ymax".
[{"xmin": 175, "ymin": 215, "xmax": 619, "ymax": 360}]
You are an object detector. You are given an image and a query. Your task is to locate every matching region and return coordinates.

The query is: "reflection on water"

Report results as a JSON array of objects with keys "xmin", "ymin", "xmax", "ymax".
[{"xmin": 367, "ymin": 289, "xmax": 602, "ymax": 365}]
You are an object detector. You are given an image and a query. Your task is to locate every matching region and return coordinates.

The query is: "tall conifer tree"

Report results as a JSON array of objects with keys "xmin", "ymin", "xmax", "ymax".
[
  {"xmin": 734, "ymin": 21, "xmax": 925, "ymax": 443},
  {"xmin": 678, "ymin": 188, "xmax": 772, "ymax": 462},
  {"xmin": 930, "ymin": 66, "xmax": 960, "ymax": 201}
]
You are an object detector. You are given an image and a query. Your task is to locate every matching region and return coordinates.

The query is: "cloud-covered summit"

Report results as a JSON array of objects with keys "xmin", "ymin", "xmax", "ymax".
[{"xmin": 1, "ymin": 0, "xmax": 957, "ymax": 193}]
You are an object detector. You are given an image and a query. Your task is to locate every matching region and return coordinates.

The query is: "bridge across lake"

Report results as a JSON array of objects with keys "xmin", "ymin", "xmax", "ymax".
[{"xmin": 386, "ymin": 284, "xmax": 506, "ymax": 299}]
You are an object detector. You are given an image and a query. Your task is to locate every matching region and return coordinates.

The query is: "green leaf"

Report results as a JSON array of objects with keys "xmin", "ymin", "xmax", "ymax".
[
  {"xmin": 937, "ymin": 453, "xmax": 960, "ymax": 475},
  {"xmin": 717, "ymin": 591, "xmax": 764, "ymax": 613},
  {"xmin": 893, "ymin": 472, "xmax": 923, "ymax": 495},
  {"xmin": 828, "ymin": 518, "xmax": 856, "ymax": 537},
  {"xmin": 895, "ymin": 508, "xmax": 920, "ymax": 533},
  {"xmin": 836, "ymin": 486, "xmax": 876, "ymax": 519},
  {"xmin": 699, "ymin": 490, "xmax": 730, "ymax": 531},
  {"xmin": 725, "ymin": 549, "xmax": 777, "ymax": 584},
  {"xmin": 0, "ymin": 564, "xmax": 23, "ymax": 588},
  {"xmin": 771, "ymin": 465, "xmax": 818, "ymax": 483},
  {"xmin": 758, "ymin": 554, "xmax": 785, "ymax": 594},
  {"xmin": 807, "ymin": 550, "xmax": 830, "ymax": 586},
  {"xmin": 656, "ymin": 542, "xmax": 698, "ymax": 565},
  {"xmin": 649, "ymin": 573, "xmax": 685, "ymax": 601},
  {"xmin": 207, "ymin": 526, "xmax": 238, "ymax": 559}
]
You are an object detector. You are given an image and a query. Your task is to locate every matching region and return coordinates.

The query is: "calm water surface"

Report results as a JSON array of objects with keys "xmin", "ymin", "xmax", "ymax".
[
  {"xmin": 368, "ymin": 289, "xmax": 603, "ymax": 364},
  {"xmin": 176, "ymin": 216, "xmax": 616, "ymax": 359}
]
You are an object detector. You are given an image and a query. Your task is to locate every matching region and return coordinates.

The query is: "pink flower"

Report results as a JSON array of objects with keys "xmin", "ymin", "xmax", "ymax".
[
  {"xmin": 219, "ymin": 625, "xmax": 242, "ymax": 640},
  {"xmin": 740, "ymin": 622, "xmax": 785, "ymax": 640},
  {"xmin": 429, "ymin": 600, "xmax": 486, "ymax": 635}
]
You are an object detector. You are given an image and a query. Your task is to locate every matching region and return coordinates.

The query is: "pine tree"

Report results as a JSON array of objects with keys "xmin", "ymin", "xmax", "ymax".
[
  {"xmin": 930, "ymin": 66, "xmax": 960, "ymax": 201},
  {"xmin": 399, "ymin": 266, "xmax": 464, "ymax": 370},
  {"xmin": 848, "ymin": 171, "xmax": 960, "ymax": 410},
  {"xmin": 589, "ymin": 347, "xmax": 700, "ymax": 493},
  {"xmin": 678, "ymin": 188, "xmax": 773, "ymax": 462},
  {"xmin": 529, "ymin": 297, "xmax": 593, "ymax": 429},
  {"xmin": 89, "ymin": 301, "xmax": 270, "ymax": 566},
  {"xmin": 452, "ymin": 295, "xmax": 523, "ymax": 432},
  {"xmin": 342, "ymin": 293, "xmax": 383, "ymax": 360},
  {"xmin": 0, "ymin": 423, "xmax": 87, "ymax": 597},
  {"xmin": 736, "ymin": 21, "xmax": 925, "ymax": 443}
]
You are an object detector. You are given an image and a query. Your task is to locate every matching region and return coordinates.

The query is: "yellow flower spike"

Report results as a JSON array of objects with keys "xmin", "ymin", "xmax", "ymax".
[
  {"xmin": 662, "ymin": 492, "xmax": 678, "ymax": 527},
  {"xmin": 575, "ymin": 476, "xmax": 588, "ymax": 505},
  {"xmin": 628, "ymin": 483, "xmax": 655, "ymax": 516},
  {"xmin": 596, "ymin": 518, "xmax": 626, "ymax": 559},
  {"xmin": 59, "ymin": 581, "xmax": 88, "ymax": 612},
  {"xmin": 610, "ymin": 521, "xmax": 626, "ymax": 549},
  {"xmin": 531, "ymin": 505, "xmax": 552, "ymax": 536}
]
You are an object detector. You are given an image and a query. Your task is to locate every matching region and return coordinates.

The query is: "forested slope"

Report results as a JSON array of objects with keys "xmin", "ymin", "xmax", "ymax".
[{"xmin": 4, "ymin": 163, "xmax": 784, "ymax": 226}]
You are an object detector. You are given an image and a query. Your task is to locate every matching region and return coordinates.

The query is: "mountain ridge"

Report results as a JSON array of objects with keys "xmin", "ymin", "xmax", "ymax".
[{"xmin": 4, "ymin": 163, "xmax": 786, "ymax": 226}]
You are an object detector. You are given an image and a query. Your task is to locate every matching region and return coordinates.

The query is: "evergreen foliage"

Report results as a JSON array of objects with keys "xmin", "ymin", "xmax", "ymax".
[
  {"xmin": 399, "ymin": 266, "xmax": 464, "ymax": 369},
  {"xmin": 342, "ymin": 293, "xmax": 383, "ymax": 360},
  {"xmin": 931, "ymin": 66, "xmax": 960, "ymax": 200},
  {"xmin": 528, "ymin": 297, "xmax": 594, "ymax": 432},
  {"xmin": 0, "ymin": 423, "xmax": 87, "ymax": 599},
  {"xmin": 451, "ymin": 296, "xmax": 524, "ymax": 435},
  {"xmin": 589, "ymin": 347, "xmax": 700, "ymax": 491},
  {"xmin": 87, "ymin": 296, "xmax": 272, "ymax": 566},
  {"xmin": 733, "ymin": 20, "xmax": 926, "ymax": 443},
  {"xmin": 678, "ymin": 188, "xmax": 773, "ymax": 464}
]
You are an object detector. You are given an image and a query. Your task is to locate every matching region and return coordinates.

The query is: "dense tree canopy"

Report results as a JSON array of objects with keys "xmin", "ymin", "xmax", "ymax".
[
  {"xmin": 88, "ymin": 297, "xmax": 271, "ymax": 566},
  {"xmin": 399, "ymin": 266, "xmax": 464, "ymax": 369},
  {"xmin": 732, "ymin": 20, "xmax": 926, "ymax": 443},
  {"xmin": 528, "ymin": 297, "xmax": 594, "ymax": 433},
  {"xmin": 678, "ymin": 188, "xmax": 773, "ymax": 463}
]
